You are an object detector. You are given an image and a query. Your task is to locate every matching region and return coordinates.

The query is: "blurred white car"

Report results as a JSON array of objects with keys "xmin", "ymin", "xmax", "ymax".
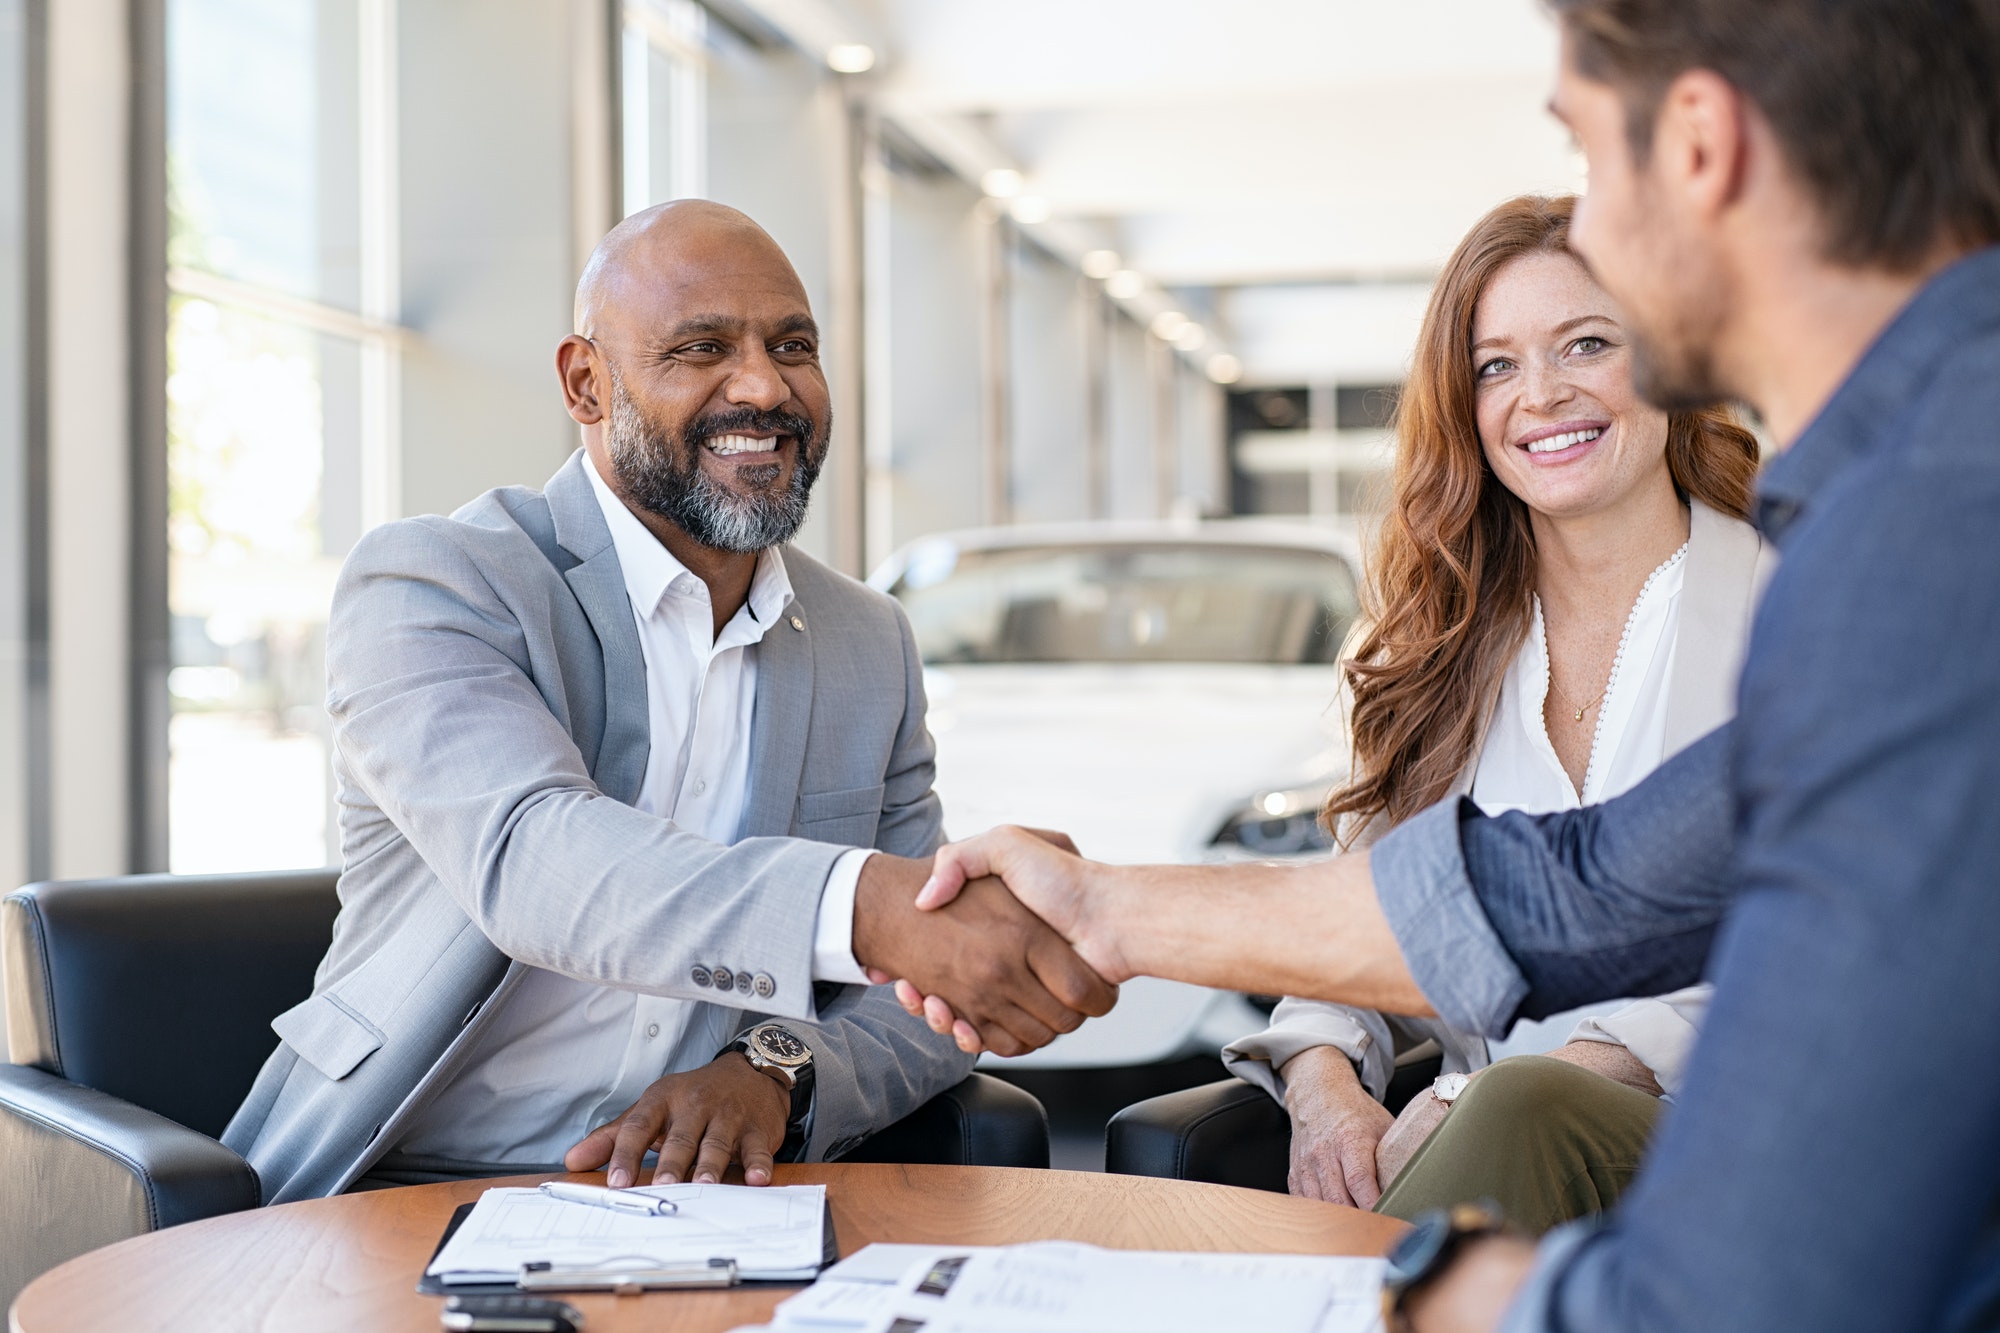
[{"xmin": 870, "ymin": 520, "xmax": 1364, "ymax": 1068}]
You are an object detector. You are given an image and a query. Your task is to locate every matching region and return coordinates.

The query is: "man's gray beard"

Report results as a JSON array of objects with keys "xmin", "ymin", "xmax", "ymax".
[{"xmin": 604, "ymin": 367, "xmax": 824, "ymax": 554}]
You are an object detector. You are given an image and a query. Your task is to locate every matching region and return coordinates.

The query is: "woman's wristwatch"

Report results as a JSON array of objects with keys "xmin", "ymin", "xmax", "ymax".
[{"xmin": 1379, "ymin": 1201, "xmax": 1511, "ymax": 1332}]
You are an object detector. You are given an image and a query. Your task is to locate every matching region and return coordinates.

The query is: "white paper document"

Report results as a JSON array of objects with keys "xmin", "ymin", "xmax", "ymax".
[
  {"xmin": 425, "ymin": 1183, "xmax": 829, "ymax": 1285},
  {"xmin": 772, "ymin": 1241, "xmax": 1384, "ymax": 1333}
]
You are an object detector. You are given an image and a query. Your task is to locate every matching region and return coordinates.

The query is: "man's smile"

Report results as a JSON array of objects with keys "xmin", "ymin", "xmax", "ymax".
[{"xmin": 706, "ymin": 432, "xmax": 784, "ymax": 457}]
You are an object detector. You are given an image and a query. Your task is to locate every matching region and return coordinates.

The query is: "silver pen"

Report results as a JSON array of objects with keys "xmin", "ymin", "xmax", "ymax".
[{"xmin": 537, "ymin": 1180, "xmax": 679, "ymax": 1216}]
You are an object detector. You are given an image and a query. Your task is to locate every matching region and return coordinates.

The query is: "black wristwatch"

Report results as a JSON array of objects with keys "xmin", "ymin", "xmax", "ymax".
[
  {"xmin": 1380, "ymin": 1201, "xmax": 1511, "ymax": 1332},
  {"xmin": 726, "ymin": 1023, "xmax": 815, "ymax": 1159}
]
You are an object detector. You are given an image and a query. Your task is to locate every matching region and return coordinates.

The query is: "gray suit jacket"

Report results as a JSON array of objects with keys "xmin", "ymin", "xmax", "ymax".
[{"xmin": 224, "ymin": 451, "xmax": 973, "ymax": 1203}]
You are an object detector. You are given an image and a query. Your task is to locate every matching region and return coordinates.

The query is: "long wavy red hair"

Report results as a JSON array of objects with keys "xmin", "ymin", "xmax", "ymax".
[{"xmin": 1324, "ymin": 195, "xmax": 1760, "ymax": 843}]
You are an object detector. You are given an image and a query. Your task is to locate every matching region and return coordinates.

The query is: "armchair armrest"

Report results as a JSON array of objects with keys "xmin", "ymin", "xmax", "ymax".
[
  {"xmin": 0, "ymin": 1063, "xmax": 260, "ymax": 1309},
  {"xmin": 1105, "ymin": 1078, "xmax": 1291, "ymax": 1192},
  {"xmin": 838, "ymin": 1073, "xmax": 1050, "ymax": 1169}
]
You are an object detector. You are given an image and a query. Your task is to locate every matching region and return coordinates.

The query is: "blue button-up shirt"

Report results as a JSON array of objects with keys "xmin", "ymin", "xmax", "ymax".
[{"xmin": 1371, "ymin": 244, "xmax": 2000, "ymax": 1333}]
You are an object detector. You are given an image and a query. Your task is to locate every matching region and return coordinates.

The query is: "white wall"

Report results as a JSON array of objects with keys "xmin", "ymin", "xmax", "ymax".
[
  {"xmin": 880, "ymin": 161, "xmax": 985, "ymax": 548},
  {"xmin": 1007, "ymin": 237, "xmax": 1090, "ymax": 524}
]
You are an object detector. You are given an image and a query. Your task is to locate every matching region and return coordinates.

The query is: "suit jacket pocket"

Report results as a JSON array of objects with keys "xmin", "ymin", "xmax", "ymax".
[
  {"xmin": 271, "ymin": 992, "xmax": 387, "ymax": 1082},
  {"xmin": 796, "ymin": 783, "xmax": 886, "ymax": 846}
]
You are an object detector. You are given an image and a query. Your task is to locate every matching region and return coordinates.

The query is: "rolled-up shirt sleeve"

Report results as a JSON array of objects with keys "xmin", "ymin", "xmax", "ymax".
[
  {"xmin": 1370, "ymin": 797, "xmax": 1531, "ymax": 1037},
  {"xmin": 1371, "ymin": 725, "xmax": 1740, "ymax": 1038}
]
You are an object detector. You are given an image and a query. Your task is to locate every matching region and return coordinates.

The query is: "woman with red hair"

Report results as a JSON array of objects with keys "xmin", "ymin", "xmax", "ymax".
[{"xmin": 1221, "ymin": 194, "xmax": 1771, "ymax": 1232}]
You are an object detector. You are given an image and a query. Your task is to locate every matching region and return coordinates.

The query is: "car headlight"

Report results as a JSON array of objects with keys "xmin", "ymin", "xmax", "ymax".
[{"xmin": 1210, "ymin": 784, "xmax": 1337, "ymax": 857}]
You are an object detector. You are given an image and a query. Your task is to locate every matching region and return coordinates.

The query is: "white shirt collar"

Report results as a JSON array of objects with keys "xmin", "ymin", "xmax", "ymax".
[{"xmin": 580, "ymin": 449, "xmax": 793, "ymax": 635}]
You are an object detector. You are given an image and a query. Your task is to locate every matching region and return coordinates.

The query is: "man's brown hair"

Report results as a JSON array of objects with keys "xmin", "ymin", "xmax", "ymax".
[{"xmin": 1548, "ymin": 0, "xmax": 2000, "ymax": 269}]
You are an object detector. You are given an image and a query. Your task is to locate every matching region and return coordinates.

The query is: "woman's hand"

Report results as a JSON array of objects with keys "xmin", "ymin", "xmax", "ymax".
[
  {"xmin": 562, "ymin": 1052, "xmax": 790, "ymax": 1188},
  {"xmin": 1280, "ymin": 1045, "xmax": 1394, "ymax": 1207}
]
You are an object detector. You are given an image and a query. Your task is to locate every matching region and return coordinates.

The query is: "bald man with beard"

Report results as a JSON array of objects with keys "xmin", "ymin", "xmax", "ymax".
[{"xmin": 223, "ymin": 201, "xmax": 1114, "ymax": 1203}]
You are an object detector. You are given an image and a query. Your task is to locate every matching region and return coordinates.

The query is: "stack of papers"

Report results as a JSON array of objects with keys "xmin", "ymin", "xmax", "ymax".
[
  {"xmin": 426, "ymin": 1183, "xmax": 830, "ymax": 1286},
  {"xmin": 765, "ymin": 1241, "xmax": 1385, "ymax": 1333}
]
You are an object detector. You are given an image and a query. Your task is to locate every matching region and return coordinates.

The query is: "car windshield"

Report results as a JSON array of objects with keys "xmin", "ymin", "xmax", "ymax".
[{"xmin": 888, "ymin": 541, "xmax": 1359, "ymax": 665}]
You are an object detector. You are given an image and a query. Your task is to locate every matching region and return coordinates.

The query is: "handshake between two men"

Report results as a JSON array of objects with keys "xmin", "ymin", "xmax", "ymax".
[
  {"xmin": 562, "ymin": 826, "xmax": 1128, "ymax": 1193},
  {"xmin": 565, "ymin": 821, "xmax": 1428, "ymax": 1194}
]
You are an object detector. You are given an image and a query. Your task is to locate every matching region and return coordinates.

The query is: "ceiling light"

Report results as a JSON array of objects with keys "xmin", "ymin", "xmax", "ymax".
[
  {"xmin": 1008, "ymin": 195, "xmax": 1051, "ymax": 224},
  {"xmin": 1080, "ymin": 249, "xmax": 1121, "ymax": 279},
  {"xmin": 1150, "ymin": 311, "xmax": 1189, "ymax": 341},
  {"xmin": 980, "ymin": 168, "xmax": 1022, "ymax": 199},
  {"xmin": 825, "ymin": 44, "xmax": 876, "ymax": 74},
  {"xmin": 1206, "ymin": 353, "xmax": 1243, "ymax": 384},
  {"xmin": 1105, "ymin": 270, "xmax": 1145, "ymax": 299},
  {"xmin": 1173, "ymin": 324, "xmax": 1206, "ymax": 351}
]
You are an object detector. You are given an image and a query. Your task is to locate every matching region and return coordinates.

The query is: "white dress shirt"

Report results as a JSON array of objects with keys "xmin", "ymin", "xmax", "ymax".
[
  {"xmin": 396, "ymin": 453, "xmax": 873, "ymax": 1164},
  {"xmin": 1472, "ymin": 541, "xmax": 1710, "ymax": 1093}
]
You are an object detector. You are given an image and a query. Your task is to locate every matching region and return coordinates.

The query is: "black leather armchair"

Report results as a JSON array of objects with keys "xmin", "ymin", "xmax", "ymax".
[
  {"xmin": 1104, "ymin": 1054, "xmax": 1443, "ymax": 1192},
  {"xmin": 0, "ymin": 870, "xmax": 1048, "ymax": 1308}
]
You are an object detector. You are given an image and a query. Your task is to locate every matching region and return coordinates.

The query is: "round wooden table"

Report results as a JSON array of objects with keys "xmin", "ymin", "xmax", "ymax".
[{"xmin": 11, "ymin": 1165, "xmax": 1405, "ymax": 1333}]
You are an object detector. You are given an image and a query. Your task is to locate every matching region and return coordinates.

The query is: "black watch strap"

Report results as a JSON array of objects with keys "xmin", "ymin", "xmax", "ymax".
[{"xmin": 1380, "ymin": 1201, "xmax": 1509, "ymax": 1331}]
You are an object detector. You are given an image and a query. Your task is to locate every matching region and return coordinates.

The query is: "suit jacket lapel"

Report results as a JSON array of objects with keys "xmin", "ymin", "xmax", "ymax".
[
  {"xmin": 740, "ymin": 580, "xmax": 814, "ymax": 838},
  {"xmin": 1662, "ymin": 499, "xmax": 1767, "ymax": 754},
  {"xmin": 547, "ymin": 452, "xmax": 651, "ymax": 805}
]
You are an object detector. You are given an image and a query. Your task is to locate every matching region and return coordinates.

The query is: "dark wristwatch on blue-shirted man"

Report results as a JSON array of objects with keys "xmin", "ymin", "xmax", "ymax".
[
  {"xmin": 1380, "ymin": 1201, "xmax": 1511, "ymax": 1333},
  {"xmin": 725, "ymin": 1023, "xmax": 815, "ymax": 1160}
]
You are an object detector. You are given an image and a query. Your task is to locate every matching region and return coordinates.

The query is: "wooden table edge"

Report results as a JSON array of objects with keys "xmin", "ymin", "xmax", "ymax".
[{"xmin": 10, "ymin": 1164, "xmax": 1409, "ymax": 1333}]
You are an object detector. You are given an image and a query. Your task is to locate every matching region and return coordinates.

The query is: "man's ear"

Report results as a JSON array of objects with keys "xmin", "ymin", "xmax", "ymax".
[
  {"xmin": 557, "ymin": 334, "xmax": 606, "ymax": 425},
  {"xmin": 1654, "ymin": 68, "xmax": 1750, "ymax": 225}
]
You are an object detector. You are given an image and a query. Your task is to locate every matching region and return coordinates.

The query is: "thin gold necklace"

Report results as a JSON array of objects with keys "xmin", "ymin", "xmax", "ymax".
[{"xmin": 1548, "ymin": 672, "xmax": 1607, "ymax": 724}]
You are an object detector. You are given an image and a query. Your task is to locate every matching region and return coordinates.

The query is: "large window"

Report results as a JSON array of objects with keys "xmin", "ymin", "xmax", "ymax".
[
  {"xmin": 622, "ymin": 0, "xmax": 708, "ymax": 214},
  {"xmin": 164, "ymin": 0, "xmax": 400, "ymax": 871}
]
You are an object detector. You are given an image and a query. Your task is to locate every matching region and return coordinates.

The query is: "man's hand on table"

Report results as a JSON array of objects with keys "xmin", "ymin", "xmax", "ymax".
[
  {"xmin": 851, "ymin": 841, "xmax": 1117, "ymax": 1057},
  {"xmin": 562, "ymin": 1052, "xmax": 789, "ymax": 1189},
  {"xmin": 1280, "ymin": 1046, "xmax": 1394, "ymax": 1207}
]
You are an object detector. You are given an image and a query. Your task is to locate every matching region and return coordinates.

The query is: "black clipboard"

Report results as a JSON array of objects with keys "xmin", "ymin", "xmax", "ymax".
[{"xmin": 415, "ymin": 1197, "xmax": 839, "ymax": 1295}]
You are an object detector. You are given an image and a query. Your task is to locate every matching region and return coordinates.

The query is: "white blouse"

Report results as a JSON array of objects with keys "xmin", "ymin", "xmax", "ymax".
[
  {"xmin": 1470, "ymin": 541, "xmax": 1709, "ymax": 1092},
  {"xmin": 1473, "ymin": 543, "xmax": 1686, "ymax": 812}
]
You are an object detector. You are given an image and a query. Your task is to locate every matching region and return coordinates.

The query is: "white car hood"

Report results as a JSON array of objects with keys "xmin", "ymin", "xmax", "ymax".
[{"xmin": 924, "ymin": 662, "xmax": 1347, "ymax": 865}]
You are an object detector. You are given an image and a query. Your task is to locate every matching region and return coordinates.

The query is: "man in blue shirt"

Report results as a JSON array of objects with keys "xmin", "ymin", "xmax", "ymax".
[{"xmin": 896, "ymin": 2, "xmax": 2000, "ymax": 1328}]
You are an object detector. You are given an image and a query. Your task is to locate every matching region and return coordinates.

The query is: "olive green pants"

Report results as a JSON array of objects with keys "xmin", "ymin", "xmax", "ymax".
[{"xmin": 1373, "ymin": 1055, "xmax": 1665, "ymax": 1236}]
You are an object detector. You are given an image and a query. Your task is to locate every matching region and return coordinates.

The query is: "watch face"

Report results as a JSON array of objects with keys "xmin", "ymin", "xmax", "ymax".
[{"xmin": 754, "ymin": 1026, "xmax": 810, "ymax": 1064}]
